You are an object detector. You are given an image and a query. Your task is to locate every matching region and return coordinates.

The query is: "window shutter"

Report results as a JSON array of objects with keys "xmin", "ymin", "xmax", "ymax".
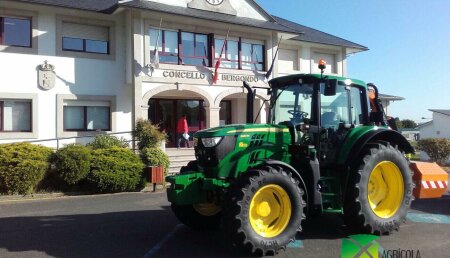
[{"xmin": 62, "ymin": 22, "xmax": 109, "ymax": 41}]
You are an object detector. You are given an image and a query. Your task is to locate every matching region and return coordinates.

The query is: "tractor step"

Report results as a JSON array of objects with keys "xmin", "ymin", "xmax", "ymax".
[{"xmin": 319, "ymin": 176, "xmax": 342, "ymax": 214}]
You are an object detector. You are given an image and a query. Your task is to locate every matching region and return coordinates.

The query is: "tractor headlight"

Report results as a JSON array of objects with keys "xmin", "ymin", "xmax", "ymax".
[{"xmin": 201, "ymin": 137, "xmax": 223, "ymax": 148}]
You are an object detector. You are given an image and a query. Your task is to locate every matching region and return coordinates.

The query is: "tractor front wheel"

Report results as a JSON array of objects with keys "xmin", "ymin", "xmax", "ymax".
[
  {"xmin": 223, "ymin": 166, "xmax": 305, "ymax": 256},
  {"xmin": 171, "ymin": 202, "xmax": 222, "ymax": 230},
  {"xmin": 344, "ymin": 144, "xmax": 414, "ymax": 235}
]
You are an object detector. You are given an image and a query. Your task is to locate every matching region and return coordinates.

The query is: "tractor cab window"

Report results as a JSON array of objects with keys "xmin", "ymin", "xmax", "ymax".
[
  {"xmin": 320, "ymin": 84, "xmax": 365, "ymax": 130},
  {"xmin": 271, "ymin": 84, "xmax": 313, "ymax": 125}
]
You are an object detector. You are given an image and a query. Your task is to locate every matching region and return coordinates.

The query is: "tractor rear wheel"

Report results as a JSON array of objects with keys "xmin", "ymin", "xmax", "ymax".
[
  {"xmin": 344, "ymin": 144, "xmax": 414, "ymax": 235},
  {"xmin": 223, "ymin": 166, "xmax": 305, "ymax": 256}
]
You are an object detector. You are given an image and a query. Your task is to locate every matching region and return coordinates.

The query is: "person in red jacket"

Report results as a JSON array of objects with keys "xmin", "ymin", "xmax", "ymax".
[{"xmin": 177, "ymin": 114, "xmax": 190, "ymax": 148}]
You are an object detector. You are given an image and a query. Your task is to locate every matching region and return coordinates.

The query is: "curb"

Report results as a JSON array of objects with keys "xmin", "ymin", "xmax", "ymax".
[{"xmin": 0, "ymin": 189, "xmax": 167, "ymax": 203}]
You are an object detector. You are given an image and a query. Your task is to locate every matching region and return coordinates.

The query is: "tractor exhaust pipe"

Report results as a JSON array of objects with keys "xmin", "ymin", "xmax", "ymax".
[{"xmin": 243, "ymin": 81, "xmax": 255, "ymax": 124}]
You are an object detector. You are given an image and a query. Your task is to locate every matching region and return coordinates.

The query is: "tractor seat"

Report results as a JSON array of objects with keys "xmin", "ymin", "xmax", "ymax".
[{"xmin": 322, "ymin": 112, "xmax": 339, "ymax": 129}]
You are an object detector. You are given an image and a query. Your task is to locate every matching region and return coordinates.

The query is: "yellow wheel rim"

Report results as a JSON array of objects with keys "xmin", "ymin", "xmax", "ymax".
[
  {"xmin": 368, "ymin": 161, "xmax": 404, "ymax": 218},
  {"xmin": 249, "ymin": 184, "xmax": 291, "ymax": 238},
  {"xmin": 193, "ymin": 203, "xmax": 222, "ymax": 217}
]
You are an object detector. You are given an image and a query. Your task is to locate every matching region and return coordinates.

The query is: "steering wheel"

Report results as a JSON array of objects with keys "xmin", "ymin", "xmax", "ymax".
[{"xmin": 288, "ymin": 110, "xmax": 309, "ymax": 119}]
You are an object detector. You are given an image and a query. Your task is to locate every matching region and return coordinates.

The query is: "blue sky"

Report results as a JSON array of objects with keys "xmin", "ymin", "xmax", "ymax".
[{"xmin": 256, "ymin": 0, "xmax": 450, "ymax": 122}]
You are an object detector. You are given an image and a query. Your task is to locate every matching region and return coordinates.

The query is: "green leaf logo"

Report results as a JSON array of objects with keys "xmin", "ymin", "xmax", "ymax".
[{"xmin": 341, "ymin": 234, "xmax": 379, "ymax": 258}]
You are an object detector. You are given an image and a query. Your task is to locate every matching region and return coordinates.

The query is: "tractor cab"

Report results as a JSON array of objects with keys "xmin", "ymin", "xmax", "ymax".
[{"xmin": 268, "ymin": 70, "xmax": 369, "ymax": 166}]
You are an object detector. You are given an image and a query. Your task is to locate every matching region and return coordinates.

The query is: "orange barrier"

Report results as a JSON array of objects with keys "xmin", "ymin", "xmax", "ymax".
[{"xmin": 410, "ymin": 162, "xmax": 448, "ymax": 199}]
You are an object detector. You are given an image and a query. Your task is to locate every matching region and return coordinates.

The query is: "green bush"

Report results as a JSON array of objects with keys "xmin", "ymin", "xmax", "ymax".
[
  {"xmin": 54, "ymin": 144, "xmax": 92, "ymax": 185},
  {"xmin": 140, "ymin": 147, "xmax": 170, "ymax": 174},
  {"xmin": 133, "ymin": 119, "xmax": 167, "ymax": 151},
  {"xmin": 87, "ymin": 134, "xmax": 129, "ymax": 149},
  {"xmin": 0, "ymin": 143, "xmax": 53, "ymax": 195},
  {"xmin": 417, "ymin": 138, "xmax": 450, "ymax": 165},
  {"xmin": 88, "ymin": 147, "xmax": 144, "ymax": 193}
]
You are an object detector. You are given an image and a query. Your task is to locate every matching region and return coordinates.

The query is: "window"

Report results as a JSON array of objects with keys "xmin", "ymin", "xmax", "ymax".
[
  {"xmin": 320, "ymin": 84, "xmax": 365, "ymax": 129},
  {"xmin": 147, "ymin": 28, "xmax": 266, "ymax": 70},
  {"xmin": 278, "ymin": 49, "xmax": 299, "ymax": 72},
  {"xmin": 241, "ymin": 42, "xmax": 264, "ymax": 71},
  {"xmin": 181, "ymin": 32, "xmax": 209, "ymax": 66},
  {"xmin": 63, "ymin": 101, "xmax": 111, "ymax": 131},
  {"xmin": 150, "ymin": 29, "xmax": 179, "ymax": 64},
  {"xmin": 0, "ymin": 100, "xmax": 32, "ymax": 132},
  {"xmin": 62, "ymin": 22, "xmax": 109, "ymax": 54},
  {"xmin": 313, "ymin": 52, "xmax": 336, "ymax": 74},
  {"xmin": 215, "ymin": 39, "xmax": 239, "ymax": 69},
  {"xmin": 0, "ymin": 17, "xmax": 31, "ymax": 47}
]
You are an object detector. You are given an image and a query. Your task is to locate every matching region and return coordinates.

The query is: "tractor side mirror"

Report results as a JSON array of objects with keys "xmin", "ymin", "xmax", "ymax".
[{"xmin": 324, "ymin": 79, "xmax": 337, "ymax": 96}]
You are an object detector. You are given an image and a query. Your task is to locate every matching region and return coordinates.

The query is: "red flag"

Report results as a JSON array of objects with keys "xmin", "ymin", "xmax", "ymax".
[{"xmin": 213, "ymin": 30, "xmax": 230, "ymax": 84}]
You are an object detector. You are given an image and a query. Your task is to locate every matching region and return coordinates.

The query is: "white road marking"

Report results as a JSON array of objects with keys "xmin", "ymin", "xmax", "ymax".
[{"xmin": 142, "ymin": 224, "xmax": 183, "ymax": 258}]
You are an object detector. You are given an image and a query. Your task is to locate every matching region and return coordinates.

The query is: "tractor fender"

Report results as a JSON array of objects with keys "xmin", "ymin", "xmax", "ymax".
[
  {"xmin": 263, "ymin": 160, "xmax": 311, "ymax": 209},
  {"xmin": 341, "ymin": 128, "xmax": 414, "ymax": 167}
]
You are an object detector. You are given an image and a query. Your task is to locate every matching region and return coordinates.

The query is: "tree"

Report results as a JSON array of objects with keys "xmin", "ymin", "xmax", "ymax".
[
  {"xmin": 400, "ymin": 119, "xmax": 417, "ymax": 129},
  {"xmin": 417, "ymin": 138, "xmax": 450, "ymax": 166},
  {"xmin": 395, "ymin": 117, "xmax": 403, "ymax": 129}
]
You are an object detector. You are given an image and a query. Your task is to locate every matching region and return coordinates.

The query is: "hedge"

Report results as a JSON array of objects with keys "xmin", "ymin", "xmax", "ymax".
[
  {"xmin": 87, "ymin": 134, "xmax": 129, "ymax": 150},
  {"xmin": 53, "ymin": 144, "xmax": 92, "ymax": 185},
  {"xmin": 0, "ymin": 143, "xmax": 53, "ymax": 195},
  {"xmin": 140, "ymin": 147, "xmax": 170, "ymax": 174},
  {"xmin": 88, "ymin": 147, "xmax": 145, "ymax": 193},
  {"xmin": 418, "ymin": 138, "xmax": 450, "ymax": 165}
]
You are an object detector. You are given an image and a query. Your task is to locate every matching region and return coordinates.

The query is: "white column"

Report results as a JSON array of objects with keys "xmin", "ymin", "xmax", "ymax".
[{"xmin": 205, "ymin": 106, "xmax": 221, "ymax": 128}]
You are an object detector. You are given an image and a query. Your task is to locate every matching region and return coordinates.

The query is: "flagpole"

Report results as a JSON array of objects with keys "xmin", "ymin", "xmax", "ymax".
[
  {"xmin": 151, "ymin": 18, "xmax": 163, "ymax": 69},
  {"xmin": 265, "ymin": 36, "xmax": 283, "ymax": 80},
  {"xmin": 213, "ymin": 29, "xmax": 230, "ymax": 84}
]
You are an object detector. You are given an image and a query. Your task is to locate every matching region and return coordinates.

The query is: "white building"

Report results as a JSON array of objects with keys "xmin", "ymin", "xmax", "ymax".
[
  {"xmin": 0, "ymin": 0, "xmax": 368, "ymax": 148},
  {"xmin": 417, "ymin": 109, "xmax": 450, "ymax": 164}
]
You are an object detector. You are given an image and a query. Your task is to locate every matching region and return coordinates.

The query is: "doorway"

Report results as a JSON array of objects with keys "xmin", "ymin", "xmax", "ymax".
[{"xmin": 148, "ymin": 99, "xmax": 206, "ymax": 148}]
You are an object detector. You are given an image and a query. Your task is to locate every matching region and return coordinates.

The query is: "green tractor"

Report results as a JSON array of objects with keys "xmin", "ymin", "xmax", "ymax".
[{"xmin": 166, "ymin": 63, "xmax": 414, "ymax": 255}]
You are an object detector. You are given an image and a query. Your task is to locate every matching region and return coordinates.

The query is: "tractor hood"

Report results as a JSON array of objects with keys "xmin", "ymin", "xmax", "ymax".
[{"xmin": 194, "ymin": 124, "xmax": 289, "ymax": 138}]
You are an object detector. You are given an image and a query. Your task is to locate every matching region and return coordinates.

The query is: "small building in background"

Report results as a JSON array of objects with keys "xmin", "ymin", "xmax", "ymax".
[{"xmin": 417, "ymin": 109, "xmax": 450, "ymax": 164}]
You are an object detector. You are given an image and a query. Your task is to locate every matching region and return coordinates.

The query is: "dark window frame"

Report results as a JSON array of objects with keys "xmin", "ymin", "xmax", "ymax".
[
  {"xmin": 150, "ymin": 29, "xmax": 179, "ymax": 64},
  {"xmin": 180, "ymin": 31, "xmax": 210, "ymax": 66},
  {"xmin": 62, "ymin": 36, "xmax": 109, "ymax": 55},
  {"xmin": 148, "ymin": 28, "xmax": 266, "ymax": 71},
  {"xmin": 240, "ymin": 42, "xmax": 265, "ymax": 71},
  {"xmin": 0, "ymin": 100, "xmax": 32, "ymax": 133},
  {"xmin": 214, "ymin": 38, "xmax": 240, "ymax": 69},
  {"xmin": 63, "ymin": 105, "xmax": 111, "ymax": 132},
  {"xmin": 0, "ymin": 16, "xmax": 32, "ymax": 48}
]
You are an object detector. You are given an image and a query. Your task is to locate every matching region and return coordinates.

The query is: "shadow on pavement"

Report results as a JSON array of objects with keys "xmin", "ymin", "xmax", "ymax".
[
  {"xmin": 411, "ymin": 195, "xmax": 450, "ymax": 216},
  {"xmin": 0, "ymin": 208, "xmax": 177, "ymax": 258},
  {"xmin": 0, "ymin": 207, "xmax": 350, "ymax": 258}
]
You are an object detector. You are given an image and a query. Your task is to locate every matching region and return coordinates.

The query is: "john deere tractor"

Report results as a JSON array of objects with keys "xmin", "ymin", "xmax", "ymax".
[{"xmin": 166, "ymin": 62, "xmax": 415, "ymax": 255}]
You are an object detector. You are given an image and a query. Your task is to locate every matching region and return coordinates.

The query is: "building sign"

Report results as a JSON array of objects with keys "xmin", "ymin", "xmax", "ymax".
[{"xmin": 162, "ymin": 70, "xmax": 262, "ymax": 83}]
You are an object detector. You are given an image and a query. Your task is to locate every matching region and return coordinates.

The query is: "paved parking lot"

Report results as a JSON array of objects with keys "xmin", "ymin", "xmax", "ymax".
[{"xmin": 0, "ymin": 192, "xmax": 449, "ymax": 258}]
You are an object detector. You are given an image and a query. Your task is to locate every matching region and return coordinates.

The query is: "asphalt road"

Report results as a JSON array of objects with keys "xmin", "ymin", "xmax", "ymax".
[{"xmin": 0, "ymin": 192, "xmax": 449, "ymax": 258}]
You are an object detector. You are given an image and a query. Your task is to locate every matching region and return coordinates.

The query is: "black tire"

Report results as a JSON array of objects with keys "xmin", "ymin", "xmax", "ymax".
[
  {"xmin": 172, "ymin": 160, "xmax": 222, "ymax": 230},
  {"xmin": 171, "ymin": 203, "xmax": 222, "ymax": 230},
  {"xmin": 223, "ymin": 166, "xmax": 306, "ymax": 256},
  {"xmin": 344, "ymin": 144, "xmax": 414, "ymax": 235}
]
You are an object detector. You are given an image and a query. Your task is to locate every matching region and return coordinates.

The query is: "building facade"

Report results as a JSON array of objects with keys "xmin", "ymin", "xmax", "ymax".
[
  {"xmin": 0, "ymin": 0, "xmax": 367, "ymax": 147},
  {"xmin": 418, "ymin": 109, "xmax": 450, "ymax": 164}
]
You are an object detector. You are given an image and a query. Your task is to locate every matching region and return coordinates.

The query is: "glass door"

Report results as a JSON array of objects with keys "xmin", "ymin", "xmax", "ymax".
[{"xmin": 149, "ymin": 98, "xmax": 206, "ymax": 148}]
